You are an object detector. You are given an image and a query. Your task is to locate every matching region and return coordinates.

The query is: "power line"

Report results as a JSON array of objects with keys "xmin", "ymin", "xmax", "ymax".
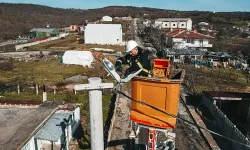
[{"xmin": 115, "ymin": 89, "xmax": 250, "ymax": 148}]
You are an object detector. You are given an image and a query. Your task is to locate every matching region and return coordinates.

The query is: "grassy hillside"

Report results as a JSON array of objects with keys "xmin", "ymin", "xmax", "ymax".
[{"xmin": 0, "ymin": 3, "xmax": 250, "ymax": 42}]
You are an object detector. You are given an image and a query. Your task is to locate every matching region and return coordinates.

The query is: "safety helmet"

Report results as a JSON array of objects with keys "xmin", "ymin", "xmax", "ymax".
[{"xmin": 125, "ymin": 40, "xmax": 138, "ymax": 53}]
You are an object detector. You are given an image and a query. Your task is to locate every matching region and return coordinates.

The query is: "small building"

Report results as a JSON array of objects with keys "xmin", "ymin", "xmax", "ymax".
[
  {"xmin": 102, "ymin": 16, "xmax": 112, "ymax": 22},
  {"xmin": 84, "ymin": 24, "xmax": 123, "ymax": 45},
  {"xmin": 0, "ymin": 100, "xmax": 81, "ymax": 150},
  {"xmin": 70, "ymin": 25, "xmax": 79, "ymax": 32},
  {"xmin": 143, "ymin": 19, "xmax": 151, "ymax": 27},
  {"xmin": 233, "ymin": 26, "xmax": 250, "ymax": 33},
  {"xmin": 166, "ymin": 29, "xmax": 214, "ymax": 51},
  {"xmin": 29, "ymin": 28, "xmax": 60, "ymax": 39},
  {"xmin": 166, "ymin": 49, "xmax": 205, "ymax": 64},
  {"xmin": 154, "ymin": 18, "xmax": 192, "ymax": 30}
]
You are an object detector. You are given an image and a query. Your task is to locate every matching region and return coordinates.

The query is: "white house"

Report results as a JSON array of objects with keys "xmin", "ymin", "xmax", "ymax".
[
  {"xmin": 84, "ymin": 24, "xmax": 123, "ymax": 45},
  {"xmin": 166, "ymin": 29, "xmax": 214, "ymax": 51},
  {"xmin": 102, "ymin": 16, "xmax": 112, "ymax": 22},
  {"xmin": 154, "ymin": 18, "xmax": 192, "ymax": 30},
  {"xmin": 143, "ymin": 19, "xmax": 151, "ymax": 27}
]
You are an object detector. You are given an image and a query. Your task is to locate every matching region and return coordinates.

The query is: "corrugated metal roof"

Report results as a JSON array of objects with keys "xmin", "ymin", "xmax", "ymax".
[
  {"xmin": 30, "ymin": 28, "xmax": 56, "ymax": 33},
  {"xmin": 156, "ymin": 18, "xmax": 191, "ymax": 22},
  {"xmin": 34, "ymin": 112, "xmax": 73, "ymax": 142},
  {"xmin": 168, "ymin": 50, "xmax": 205, "ymax": 55}
]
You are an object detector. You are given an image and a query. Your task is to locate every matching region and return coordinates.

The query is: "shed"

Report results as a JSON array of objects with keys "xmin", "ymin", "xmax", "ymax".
[
  {"xmin": 62, "ymin": 50, "xmax": 94, "ymax": 67},
  {"xmin": 84, "ymin": 24, "xmax": 122, "ymax": 45},
  {"xmin": 29, "ymin": 28, "xmax": 59, "ymax": 38}
]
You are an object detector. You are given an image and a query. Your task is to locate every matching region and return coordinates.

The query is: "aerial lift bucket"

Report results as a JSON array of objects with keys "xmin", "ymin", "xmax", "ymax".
[{"xmin": 130, "ymin": 59, "xmax": 184, "ymax": 129}]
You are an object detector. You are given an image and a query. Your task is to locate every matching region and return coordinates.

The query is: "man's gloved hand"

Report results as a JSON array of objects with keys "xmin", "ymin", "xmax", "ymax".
[
  {"xmin": 116, "ymin": 65, "xmax": 122, "ymax": 72},
  {"xmin": 115, "ymin": 60, "xmax": 122, "ymax": 72}
]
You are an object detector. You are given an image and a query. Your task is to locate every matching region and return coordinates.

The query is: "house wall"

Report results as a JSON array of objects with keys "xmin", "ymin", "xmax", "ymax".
[
  {"xmin": 187, "ymin": 19, "xmax": 192, "ymax": 30},
  {"xmin": 155, "ymin": 21, "xmax": 162, "ymax": 28},
  {"xmin": 178, "ymin": 21, "xmax": 187, "ymax": 29},
  {"xmin": 155, "ymin": 19, "xmax": 192, "ymax": 30},
  {"xmin": 170, "ymin": 22, "xmax": 178, "ymax": 29},
  {"xmin": 21, "ymin": 137, "xmax": 36, "ymax": 150},
  {"xmin": 162, "ymin": 21, "xmax": 170, "ymax": 28},
  {"xmin": 84, "ymin": 24, "xmax": 123, "ymax": 45},
  {"xmin": 70, "ymin": 25, "xmax": 79, "ymax": 32},
  {"xmin": 172, "ymin": 38, "xmax": 212, "ymax": 50}
]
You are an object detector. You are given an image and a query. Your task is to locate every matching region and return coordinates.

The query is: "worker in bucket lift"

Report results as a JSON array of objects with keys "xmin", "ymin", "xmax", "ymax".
[{"xmin": 115, "ymin": 40, "xmax": 156, "ymax": 77}]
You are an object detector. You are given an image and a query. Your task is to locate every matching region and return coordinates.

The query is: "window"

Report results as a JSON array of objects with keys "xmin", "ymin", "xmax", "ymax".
[
  {"xmin": 187, "ymin": 39, "xmax": 194, "ymax": 44},
  {"xmin": 182, "ymin": 24, "xmax": 184, "ymax": 27},
  {"xmin": 173, "ymin": 24, "xmax": 176, "ymax": 27},
  {"xmin": 200, "ymin": 39, "xmax": 203, "ymax": 44}
]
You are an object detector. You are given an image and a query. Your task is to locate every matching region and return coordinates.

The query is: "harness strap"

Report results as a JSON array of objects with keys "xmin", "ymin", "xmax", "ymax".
[{"xmin": 136, "ymin": 59, "xmax": 152, "ymax": 77}]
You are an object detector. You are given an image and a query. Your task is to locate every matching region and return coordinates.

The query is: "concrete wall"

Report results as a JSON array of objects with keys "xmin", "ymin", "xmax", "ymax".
[
  {"xmin": 201, "ymin": 95, "xmax": 250, "ymax": 150},
  {"xmin": 15, "ymin": 33, "xmax": 68, "ymax": 50},
  {"xmin": 21, "ymin": 137, "xmax": 36, "ymax": 150}
]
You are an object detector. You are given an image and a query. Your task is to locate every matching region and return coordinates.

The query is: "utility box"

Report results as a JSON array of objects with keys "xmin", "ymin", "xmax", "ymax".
[
  {"xmin": 153, "ymin": 59, "xmax": 170, "ymax": 78},
  {"xmin": 130, "ymin": 60, "xmax": 184, "ymax": 129}
]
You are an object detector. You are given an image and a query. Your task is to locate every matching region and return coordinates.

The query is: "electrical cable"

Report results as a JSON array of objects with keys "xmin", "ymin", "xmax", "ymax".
[{"xmin": 114, "ymin": 89, "xmax": 250, "ymax": 148}]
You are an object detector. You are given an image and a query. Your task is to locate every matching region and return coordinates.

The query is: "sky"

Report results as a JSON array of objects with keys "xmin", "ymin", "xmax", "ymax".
[{"xmin": 0, "ymin": 0, "xmax": 250, "ymax": 12}]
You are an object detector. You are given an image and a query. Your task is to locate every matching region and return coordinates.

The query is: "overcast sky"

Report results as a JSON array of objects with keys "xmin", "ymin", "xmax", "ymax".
[{"xmin": 0, "ymin": 0, "xmax": 250, "ymax": 12}]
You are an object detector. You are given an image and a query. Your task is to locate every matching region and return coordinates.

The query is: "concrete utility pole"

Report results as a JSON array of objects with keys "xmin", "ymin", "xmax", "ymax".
[{"xmin": 74, "ymin": 77, "xmax": 113, "ymax": 150}]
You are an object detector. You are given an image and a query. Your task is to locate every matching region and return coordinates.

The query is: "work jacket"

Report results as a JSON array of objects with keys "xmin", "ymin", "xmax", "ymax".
[{"xmin": 116, "ymin": 47, "xmax": 156, "ymax": 77}]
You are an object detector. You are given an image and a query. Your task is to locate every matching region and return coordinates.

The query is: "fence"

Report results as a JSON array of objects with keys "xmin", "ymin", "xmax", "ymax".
[{"xmin": 201, "ymin": 95, "xmax": 250, "ymax": 150}]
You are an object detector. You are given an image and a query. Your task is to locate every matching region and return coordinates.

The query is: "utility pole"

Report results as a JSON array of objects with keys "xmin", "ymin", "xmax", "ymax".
[{"xmin": 74, "ymin": 77, "xmax": 113, "ymax": 150}]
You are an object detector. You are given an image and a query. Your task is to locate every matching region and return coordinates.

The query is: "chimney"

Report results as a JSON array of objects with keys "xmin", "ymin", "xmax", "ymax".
[{"xmin": 194, "ymin": 29, "xmax": 197, "ymax": 33}]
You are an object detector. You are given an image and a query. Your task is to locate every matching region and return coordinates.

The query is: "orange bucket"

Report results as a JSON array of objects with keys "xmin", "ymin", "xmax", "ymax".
[{"xmin": 130, "ymin": 71, "xmax": 184, "ymax": 129}]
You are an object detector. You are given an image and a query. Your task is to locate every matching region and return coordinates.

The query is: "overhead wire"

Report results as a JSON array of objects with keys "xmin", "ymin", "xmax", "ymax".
[{"xmin": 114, "ymin": 89, "xmax": 250, "ymax": 148}]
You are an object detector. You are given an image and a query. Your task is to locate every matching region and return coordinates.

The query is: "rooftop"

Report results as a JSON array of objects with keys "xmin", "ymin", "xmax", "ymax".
[
  {"xmin": 156, "ymin": 18, "xmax": 191, "ymax": 22},
  {"xmin": 0, "ymin": 101, "xmax": 60, "ymax": 150},
  {"xmin": 30, "ymin": 28, "xmax": 57, "ymax": 33},
  {"xmin": 168, "ymin": 50, "xmax": 206, "ymax": 55},
  {"xmin": 34, "ymin": 110, "xmax": 73, "ymax": 142},
  {"xmin": 167, "ymin": 29, "xmax": 214, "ymax": 39}
]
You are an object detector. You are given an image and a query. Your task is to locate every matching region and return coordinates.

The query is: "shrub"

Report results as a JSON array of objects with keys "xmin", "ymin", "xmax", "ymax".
[{"xmin": 0, "ymin": 59, "xmax": 15, "ymax": 71}]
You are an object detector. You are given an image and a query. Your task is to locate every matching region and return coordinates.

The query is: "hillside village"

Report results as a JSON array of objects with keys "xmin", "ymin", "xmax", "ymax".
[{"xmin": 0, "ymin": 3, "xmax": 250, "ymax": 150}]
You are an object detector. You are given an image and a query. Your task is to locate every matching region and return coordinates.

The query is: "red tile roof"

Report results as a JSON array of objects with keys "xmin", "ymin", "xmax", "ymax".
[{"xmin": 166, "ymin": 29, "xmax": 214, "ymax": 39}]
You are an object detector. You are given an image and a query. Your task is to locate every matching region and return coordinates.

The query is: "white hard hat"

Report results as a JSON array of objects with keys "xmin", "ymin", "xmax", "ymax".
[{"xmin": 126, "ymin": 40, "xmax": 138, "ymax": 53}]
